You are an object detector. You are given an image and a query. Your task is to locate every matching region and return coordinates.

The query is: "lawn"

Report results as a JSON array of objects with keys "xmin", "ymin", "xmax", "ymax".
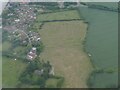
[
  {"xmin": 2, "ymin": 57, "xmax": 27, "ymax": 88},
  {"xmin": 36, "ymin": 10, "xmax": 80, "ymax": 21},
  {"xmin": 39, "ymin": 21, "xmax": 93, "ymax": 88}
]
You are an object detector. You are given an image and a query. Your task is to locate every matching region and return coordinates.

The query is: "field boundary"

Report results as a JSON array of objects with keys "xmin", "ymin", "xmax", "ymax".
[
  {"xmin": 35, "ymin": 9, "xmax": 82, "ymax": 31},
  {"xmin": 39, "ymin": 8, "xmax": 77, "ymax": 15}
]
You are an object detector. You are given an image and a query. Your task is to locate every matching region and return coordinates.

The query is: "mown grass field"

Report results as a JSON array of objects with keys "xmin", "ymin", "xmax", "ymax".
[
  {"xmin": 39, "ymin": 21, "xmax": 93, "ymax": 88},
  {"xmin": 36, "ymin": 10, "xmax": 80, "ymax": 21},
  {"xmin": 2, "ymin": 57, "xmax": 27, "ymax": 88}
]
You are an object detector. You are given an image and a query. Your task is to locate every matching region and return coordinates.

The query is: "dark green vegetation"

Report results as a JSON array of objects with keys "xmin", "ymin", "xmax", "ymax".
[
  {"xmin": 18, "ymin": 59, "xmax": 51, "ymax": 88},
  {"xmin": 18, "ymin": 59, "xmax": 63, "ymax": 88}
]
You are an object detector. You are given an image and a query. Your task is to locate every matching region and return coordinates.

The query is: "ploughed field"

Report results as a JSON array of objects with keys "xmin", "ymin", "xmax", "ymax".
[{"xmin": 39, "ymin": 21, "xmax": 93, "ymax": 88}]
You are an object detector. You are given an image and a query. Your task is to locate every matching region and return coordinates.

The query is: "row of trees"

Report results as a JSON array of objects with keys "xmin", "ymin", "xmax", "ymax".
[
  {"xmin": 18, "ymin": 59, "xmax": 52, "ymax": 88},
  {"xmin": 18, "ymin": 58, "xmax": 64, "ymax": 88}
]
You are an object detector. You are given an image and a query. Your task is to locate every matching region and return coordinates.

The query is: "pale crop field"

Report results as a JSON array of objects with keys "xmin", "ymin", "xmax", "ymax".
[{"xmin": 39, "ymin": 21, "xmax": 93, "ymax": 88}]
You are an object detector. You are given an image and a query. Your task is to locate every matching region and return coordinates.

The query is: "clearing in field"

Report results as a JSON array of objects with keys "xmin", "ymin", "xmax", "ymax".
[
  {"xmin": 36, "ymin": 10, "xmax": 80, "ymax": 21},
  {"xmin": 39, "ymin": 21, "xmax": 93, "ymax": 88}
]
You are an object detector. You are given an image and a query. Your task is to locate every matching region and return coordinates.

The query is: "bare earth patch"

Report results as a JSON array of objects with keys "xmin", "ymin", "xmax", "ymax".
[{"xmin": 39, "ymin": 21, "xmax": 93, "ymax": 88}]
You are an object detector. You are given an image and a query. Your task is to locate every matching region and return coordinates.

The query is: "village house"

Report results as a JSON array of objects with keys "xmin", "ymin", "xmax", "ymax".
[
  {"xmin": 49, "ymin": 67, "xmax": 55, "ymax": 76},
  {"xmin": 14, "ymin": 19, "xmax": 20, "ymax": 22},
  {"xmin": 34, "ymin": 69, "xmax": 44, "ymax": 76},
  {"xmin": 58, "ymin": 2, "xmax": 64, "ymax": 8},
  {"xmin": 28, "ymin": 31, "xmax": 41, "ymax": 42},
  {"xmin": 34, "ymin": 67, "xmax": 54, "ymax": 76},
  {"xmin": 27, "ymin": 47, "xmax": 37, "ymax": 61}
]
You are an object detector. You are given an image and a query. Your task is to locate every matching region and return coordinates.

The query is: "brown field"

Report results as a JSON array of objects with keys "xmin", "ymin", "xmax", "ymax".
[{"xmin": 39, "ymin": 21, "xmax": 93, "ymax": 88}]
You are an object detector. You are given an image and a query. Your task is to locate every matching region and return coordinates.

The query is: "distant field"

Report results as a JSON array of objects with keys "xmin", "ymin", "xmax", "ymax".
[
  {"xmin": 2, "ymin": 57, "xmax": 27, "ymax": 88},
  {"xmin": 36, "ymin": 10, "xmax": 80, "ymax": 21},
  {"xmin": 39, "ymin": 21, "xmax": 93, "ymax": 88}
]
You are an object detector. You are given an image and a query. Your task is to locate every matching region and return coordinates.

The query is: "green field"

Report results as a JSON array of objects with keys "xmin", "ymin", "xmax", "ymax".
[
  {"xmin": 2, "ymin": 57, "xmax": 27, "ymax": 88},
  {"xmin": 2, "ymin": 41, "xmax": 28, "ymax": 87},
  {"xmin": 2, "ymin": 41, "xmax": 12, "ymax": 52},
  {"xmin": 36, "ymin": 10, "xmax": 80, "ymax": 21},
  {"xmin": 39, "ymin": 21, "xmax": 93, "ymax": 88}
]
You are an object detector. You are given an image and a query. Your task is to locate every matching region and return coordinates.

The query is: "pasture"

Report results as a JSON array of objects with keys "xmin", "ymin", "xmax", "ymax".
[
  {"xmin": 39, "ymin": 21, "xmax": 93, "ymax": 88},
  {"xmin": 36, "ymin": 10, "xmax": 80, "ymax": 21},
  {"xmin": 2, "ymin": 57, "xmax": 27, "ymax": 88}
]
